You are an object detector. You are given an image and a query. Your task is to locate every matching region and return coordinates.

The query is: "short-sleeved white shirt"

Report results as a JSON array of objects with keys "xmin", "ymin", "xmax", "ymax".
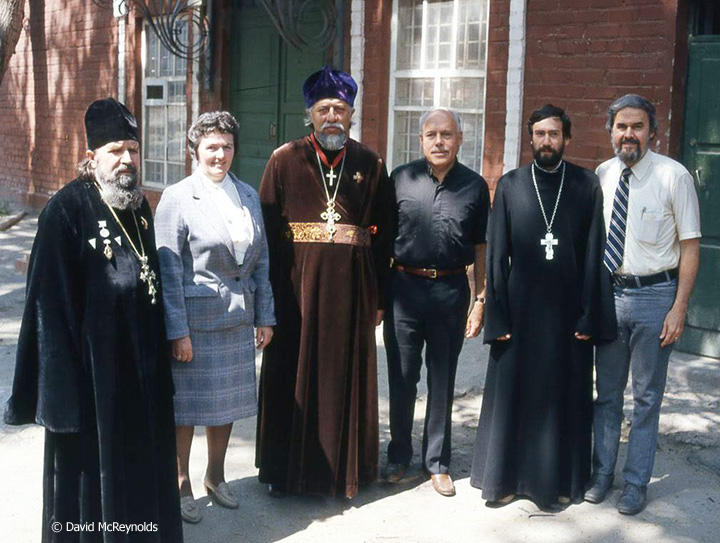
[{"xmin": 596, "ymin": 150, "xmax": 701, "ymax": 276}]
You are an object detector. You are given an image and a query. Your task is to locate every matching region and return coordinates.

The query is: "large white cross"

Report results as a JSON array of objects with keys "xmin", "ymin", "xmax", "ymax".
[{"xmin": 541, "ymin": 232, "xmax": 558, "ymax": 260}]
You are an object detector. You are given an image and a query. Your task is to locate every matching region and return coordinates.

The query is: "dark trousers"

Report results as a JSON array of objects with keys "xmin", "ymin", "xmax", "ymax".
[{"xmin": 384, "ymin": 270, "xmax": 470, "ymax": 474}]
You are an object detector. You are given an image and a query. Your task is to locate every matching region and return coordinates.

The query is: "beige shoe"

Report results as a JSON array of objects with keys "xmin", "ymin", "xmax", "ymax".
[
  {"xmin": 204, "ymin": 476, "xmax": 239, "ymax": 509},
  {"xmin": 429, "ymin": 473, "xmax": 456, "ymax": 497},
  {"xmin": 180, "ymin": 495, "xmax": 202, "ymax": 524}
]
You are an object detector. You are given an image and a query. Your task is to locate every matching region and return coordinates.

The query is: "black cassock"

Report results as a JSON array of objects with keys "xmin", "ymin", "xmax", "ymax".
[
  {"xmin": 4, "ymin": 179, "xmax": 182, "ymax": 542},
  {"xmin": 470, "ymin": 162, "xmax": 616, "ymax": 506}
]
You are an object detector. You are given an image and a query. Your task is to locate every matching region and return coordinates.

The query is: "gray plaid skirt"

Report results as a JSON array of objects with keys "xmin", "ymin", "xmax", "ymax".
[{"xmin": 171, "ymin": 325, "xmax": 257, "ymax": 426}]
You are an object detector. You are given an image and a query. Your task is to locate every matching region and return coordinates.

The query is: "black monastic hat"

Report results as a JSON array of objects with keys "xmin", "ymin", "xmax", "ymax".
[{"xmin": 84, "ymin": 98, "xmax": 139, "ymax": 151}]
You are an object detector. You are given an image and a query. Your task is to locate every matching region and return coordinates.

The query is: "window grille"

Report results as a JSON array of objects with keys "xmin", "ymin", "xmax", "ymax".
[{"xmin": 388, "ymin": 0, "xmax": 489, "ymax": 172}]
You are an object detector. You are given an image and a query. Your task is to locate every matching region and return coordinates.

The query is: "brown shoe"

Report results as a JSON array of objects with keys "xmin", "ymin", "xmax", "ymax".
[
  {"xmin": 383, "ymin": 463, "xmax": 408, "ymax": 483},
  {"xmin": 429, "ymin": 473, "xmax": 456, "ymax": 497}
]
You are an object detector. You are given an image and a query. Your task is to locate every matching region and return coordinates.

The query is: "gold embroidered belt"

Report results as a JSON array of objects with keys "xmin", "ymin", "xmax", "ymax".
[{"xmin": 287, "ymin": 222, "xmax": 371, "ymax": 247}]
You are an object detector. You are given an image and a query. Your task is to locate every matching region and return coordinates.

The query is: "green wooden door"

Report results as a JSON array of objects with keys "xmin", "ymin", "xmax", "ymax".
[
  {"xmin": 229, "ymin": 5, "xmax": 328, "ymax": 187},
  {"xmin": 678, "ymin": 36, "xmax": 720, "ymax": 358}
]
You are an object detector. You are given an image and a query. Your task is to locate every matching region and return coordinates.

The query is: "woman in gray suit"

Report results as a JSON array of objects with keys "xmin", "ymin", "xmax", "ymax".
[{"xmin": 155, "ymin": 111, "xmax": 275, "ymax": 524}]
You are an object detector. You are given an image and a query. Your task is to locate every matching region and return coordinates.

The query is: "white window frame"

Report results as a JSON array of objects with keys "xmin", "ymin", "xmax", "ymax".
[
  {"xmin": 141, "ymin": 23, "xmax": 193, "ymax": 189},
  {"xmin": 387, "ymin": 0, "xmax": 490, "ymax": 172}
]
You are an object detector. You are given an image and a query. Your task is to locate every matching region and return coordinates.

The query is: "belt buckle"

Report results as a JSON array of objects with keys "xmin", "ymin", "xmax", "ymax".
[{"xmin": 428, "ymin": 268, "xmax": 438, "ymax": 279}]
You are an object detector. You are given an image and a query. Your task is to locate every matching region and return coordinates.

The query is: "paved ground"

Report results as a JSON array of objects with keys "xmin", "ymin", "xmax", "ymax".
[{"xmin": 1, "ymin": 214, "xmax": 719, "ymax": 543}]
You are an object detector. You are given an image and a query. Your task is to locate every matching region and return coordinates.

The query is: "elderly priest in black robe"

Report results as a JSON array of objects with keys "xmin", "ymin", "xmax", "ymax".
[
  {"xmin": 470, "ymin": 105, "xmax": 616, "ymax": 508},
  {"xmin": 4, "ymin": 98, "xmax": 182, "ymax": 542}
]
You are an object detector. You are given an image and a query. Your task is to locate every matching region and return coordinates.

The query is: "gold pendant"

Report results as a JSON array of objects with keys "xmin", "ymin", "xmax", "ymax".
[
  {"xmin": 103, "ymin": 240, "xmax": 113, "ymax": 260},
  {"xmin": 140, "ymin": 216, "xmax": 149, "ymax": 230}
]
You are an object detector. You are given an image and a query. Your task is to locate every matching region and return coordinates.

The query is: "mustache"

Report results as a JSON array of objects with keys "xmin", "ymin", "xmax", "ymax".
[
  {"xmin": 115, "ymin": 164, "xmax": 138, "ymax": 174},
  {"xmin": 321, "ymin": 122, "xmax": 345, "ymax": 131},
  {"xmin": 620, "ymin": 137, "xmax": 641, "ymax": 145}
]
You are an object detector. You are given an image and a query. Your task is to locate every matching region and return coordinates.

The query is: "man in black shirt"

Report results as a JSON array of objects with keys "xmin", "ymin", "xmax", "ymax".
[{"xmin": 384, "ymin": 108, "xmax": 490, "ymax": 496}]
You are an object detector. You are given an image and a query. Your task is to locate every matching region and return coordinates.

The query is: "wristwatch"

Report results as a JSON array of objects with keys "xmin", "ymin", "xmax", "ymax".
[{"xmin": 475, "ymin": 295, "xmax": 486, "ymax": 304}]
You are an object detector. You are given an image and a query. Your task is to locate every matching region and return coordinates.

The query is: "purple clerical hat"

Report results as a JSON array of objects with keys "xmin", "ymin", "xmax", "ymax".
[{"xmin": 302, "ymin": 66, "xmax": 358, "ymax": 108}]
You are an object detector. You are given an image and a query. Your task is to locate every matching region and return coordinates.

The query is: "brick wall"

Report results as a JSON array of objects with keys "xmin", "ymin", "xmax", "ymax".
[
  {"xmin": 520, "ymin": 0, "xmax": 683, "ymax": 172},
  {"xmin": 1, "ymin": 1, "xmax": 689, "ymax": 209},
  {"xmin": 482, "ymin": 0, "xmax": 512, "ymax": 192},
  {"xmin": 0, "ymin": 1, "xmax": 120, "ymax": 208}
]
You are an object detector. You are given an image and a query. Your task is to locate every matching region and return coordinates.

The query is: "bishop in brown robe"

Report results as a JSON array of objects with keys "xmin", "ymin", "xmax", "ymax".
[{"xmin": 255, "ymin": 66, "xmax": 394, "ymax": 498}]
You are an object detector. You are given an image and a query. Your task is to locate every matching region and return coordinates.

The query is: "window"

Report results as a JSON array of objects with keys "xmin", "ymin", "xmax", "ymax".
[
  {"xmin": 388, "ymin": 0, "xmax": 489, "ymax": 172},
  {"xmin": 142, "ymin": 22, "xmax": 188, "ymax": 187}
]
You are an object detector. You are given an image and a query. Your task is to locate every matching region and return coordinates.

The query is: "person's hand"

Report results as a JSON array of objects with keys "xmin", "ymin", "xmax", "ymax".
[
  {"xmin": 660, "ymin": 305, "xmax": 686, "ymax": 348},
  {"xmin": 172, "ymin": 336, "xmax": 193, "ymax": 362},
  {"xmin": 256, "ymin": 326, "xmax": 274, "ymax": 350},
  {"xmin": 465, "ymin": 301, "xmax": 485, "ymax": 338},
  {"xmin": 376, "ymin": 310, "xmax": 385, "ymax": 326},
  {"xmin": 575, "ymin": 332, "xmax": 591, "ymax": 341},
  {"xmin": 495, "ymin": 333, "xmax": 512, "ymax": 341}
]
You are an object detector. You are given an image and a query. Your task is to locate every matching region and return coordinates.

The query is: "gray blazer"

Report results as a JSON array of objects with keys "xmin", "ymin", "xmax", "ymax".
[{"xmin": 155, "ymin": 171, "xmax": 276, "ymax": 340}]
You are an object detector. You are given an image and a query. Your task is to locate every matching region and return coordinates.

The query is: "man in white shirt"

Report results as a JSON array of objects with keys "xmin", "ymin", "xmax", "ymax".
[{"xmin": 585, "ymin": 94, "xmax": 701, "ymax": 515}]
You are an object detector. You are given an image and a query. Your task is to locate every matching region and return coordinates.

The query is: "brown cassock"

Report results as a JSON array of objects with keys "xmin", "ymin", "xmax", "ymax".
[{"xmin": 256, "ymin": 136, "xmax": 393, "ymax": 498}]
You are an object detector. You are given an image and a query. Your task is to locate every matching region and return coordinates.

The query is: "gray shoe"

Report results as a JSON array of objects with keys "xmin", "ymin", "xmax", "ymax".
[
  {"xmin": 617, "ymin": 483, "xmax": 647, "ymax": 515},
  {"xmin": 584, "ymin": 474, "xmax": 614, "ymax": 504}
]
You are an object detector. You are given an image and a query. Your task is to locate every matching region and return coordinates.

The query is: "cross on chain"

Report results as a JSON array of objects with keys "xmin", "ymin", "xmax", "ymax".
[
  {"xmin": 321, "ymin": 203, "xmax": 341, "ymax": 239},
  {"xmin": 138, "ymin": 255, "xmax": 158, "ymax": 304},
  {"xmin": 540, "ymin": 232, "xmax": 558, "ymax": 260},
  {"xmin": 326, "ymin": 169, "xmax": 337, "ymax": 187}
]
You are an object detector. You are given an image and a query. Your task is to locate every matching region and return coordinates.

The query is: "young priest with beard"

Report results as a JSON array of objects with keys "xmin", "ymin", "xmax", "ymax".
[
  {"xmin": 469, "ymin": 104, "xmax": 616, "ymax": 509},
  {"xmin": 4, "ymin": 98, "xmax": 182, "ymax": 542}
]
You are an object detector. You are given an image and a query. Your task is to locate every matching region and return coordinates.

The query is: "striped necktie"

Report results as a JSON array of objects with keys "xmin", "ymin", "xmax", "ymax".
[{"xmin": 604, "ymin": 167, "xmax": 632, "ymax": 273}]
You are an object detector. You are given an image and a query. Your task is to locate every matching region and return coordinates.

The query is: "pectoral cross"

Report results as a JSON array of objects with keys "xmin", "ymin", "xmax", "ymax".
[
  {"xmin": 320, "ymin": 203, "xmax": 341, "ymax": 239},
  {"xmin": 139, "ymin": 255, "xmax": 158, "ymax": 304},
  {"xmin": 326, "ymin": 168, "xmax": 337, "ymax": 187},
  {"xmin": 541, "ymin": 232, "xmax": 558, "ymax": 260}
]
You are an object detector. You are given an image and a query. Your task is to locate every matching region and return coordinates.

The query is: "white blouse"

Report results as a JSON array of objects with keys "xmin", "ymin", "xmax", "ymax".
[{"xmin": 200, "ymin": 172, "xmax": 255, "ymax": 265}]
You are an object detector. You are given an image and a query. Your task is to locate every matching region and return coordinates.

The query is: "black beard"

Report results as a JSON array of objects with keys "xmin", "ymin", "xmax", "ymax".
[
  {"xmin": 532, "ymin": 146, "xmax": 563, "ymax": 169},
  {"xmin": 96, "ymin": 168, "xmax": 143, "ymax": 210},
  {"xmin": 612, "ymin": 136, "xmax": 645, "ymax": 165}
]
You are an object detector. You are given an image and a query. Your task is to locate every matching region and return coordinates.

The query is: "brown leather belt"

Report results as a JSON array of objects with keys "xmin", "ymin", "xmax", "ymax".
[
  {"xmin": 287, "ymin": 222, "xmax": 371, "ymax": 247},
  {"xmin": 393, "ymin": 263, "xmax": 466, "ymax": 279}
]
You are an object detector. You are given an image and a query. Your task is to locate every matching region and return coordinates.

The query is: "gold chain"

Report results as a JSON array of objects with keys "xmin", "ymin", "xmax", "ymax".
[
  {"xmin": 94, "ymin": 183, "xmax": 157, "ymax": 304},
  {"xmin": 94, "ymin": 183, "xmax": 146, "ymax": 259}
]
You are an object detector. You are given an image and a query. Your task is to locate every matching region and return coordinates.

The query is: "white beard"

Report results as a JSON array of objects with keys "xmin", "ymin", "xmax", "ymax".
[{"xmin": 315, "ymin": 132, "xmax": 347, "ymax": 151}]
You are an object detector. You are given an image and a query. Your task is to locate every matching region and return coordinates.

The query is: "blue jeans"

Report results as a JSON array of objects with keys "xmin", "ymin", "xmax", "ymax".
[{"xmin": 593, "ymin": 280, "xmax": 677, "ymax": 487}]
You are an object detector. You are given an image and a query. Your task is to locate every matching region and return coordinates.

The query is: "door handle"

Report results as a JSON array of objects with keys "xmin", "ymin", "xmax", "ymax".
[
  {"xmin": 694, "ymin": 168, "xmax": 706, "ymax": 190},
  {"xmin": 270, "ymin": 122, "xmax": 277, "ymax": 139}
]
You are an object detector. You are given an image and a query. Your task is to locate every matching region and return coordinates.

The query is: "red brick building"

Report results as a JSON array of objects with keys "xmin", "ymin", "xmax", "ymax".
[{"xmin": 0, "ymin": 0, "xmax": 718, "ymax": 355}]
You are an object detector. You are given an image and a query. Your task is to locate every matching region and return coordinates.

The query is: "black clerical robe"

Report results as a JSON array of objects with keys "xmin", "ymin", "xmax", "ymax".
[
  {"xmin": 256, "ymin": 136, "xmax": 393, "ymax": 498},
  {"xmin": 470, "ymin": 162, "xmax": 616, "ymax": 506},
  {"xmin": 4, "ymin": 179, "xmax": 182, "ymax": 542}
]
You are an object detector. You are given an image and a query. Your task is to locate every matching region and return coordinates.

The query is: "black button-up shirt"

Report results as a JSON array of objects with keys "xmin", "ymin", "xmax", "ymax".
[{"xmin": 391, "ymin": 159, "xmax": 490, "ymax": 269}]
